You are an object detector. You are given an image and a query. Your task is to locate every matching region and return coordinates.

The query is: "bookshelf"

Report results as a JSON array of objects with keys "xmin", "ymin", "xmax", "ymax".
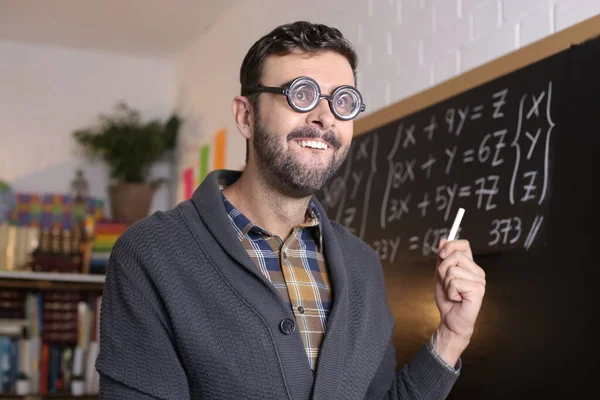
[
  {"xmin": 0, "ymin": 272, "xmax": 103, "ymax": 398},
  {"xmin": 0, "ymin": 272, "xmax": 104, "ymax": 291},
  {"xmin": 1, "ymin": 174, "xmax": 120, "ymax": 399},
  {"xmin": 0, "ymin": 394, "xmax": 98, "ymax": 399}
]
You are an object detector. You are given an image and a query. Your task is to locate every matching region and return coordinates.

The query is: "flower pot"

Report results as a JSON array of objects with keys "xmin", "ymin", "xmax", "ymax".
[
  {"xmin": 15, "ymin": 379, "xmax": 30, "ymax": 395},
  {"xmin": 108, "ymin": 182, "xmax": 157, "ymax": 226},
  {"xmin": 71, "ymin": 379, "xmax": 85, "ymax": 396}
]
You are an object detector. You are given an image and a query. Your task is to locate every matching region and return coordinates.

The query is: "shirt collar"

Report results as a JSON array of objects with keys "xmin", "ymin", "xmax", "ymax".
[{"xmin": 221, "ymin": 192, "xmax": 324, "ymax": 250}]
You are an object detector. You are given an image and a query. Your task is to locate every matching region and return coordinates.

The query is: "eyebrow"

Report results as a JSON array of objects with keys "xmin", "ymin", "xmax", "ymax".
[{"xmin": 273, "ymin": 77, "xmax": 356, "ymax": 92}]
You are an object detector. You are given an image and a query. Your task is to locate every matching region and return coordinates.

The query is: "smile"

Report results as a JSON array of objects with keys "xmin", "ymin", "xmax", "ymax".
[{"xmin": 295, "ymin": 140, "xmax": 328, "ymax": 150}]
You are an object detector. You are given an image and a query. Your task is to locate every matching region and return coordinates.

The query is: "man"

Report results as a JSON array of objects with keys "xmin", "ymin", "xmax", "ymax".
[{"xmin": 97, "ymin": 21, "xmax": 486, "ymax": 399}]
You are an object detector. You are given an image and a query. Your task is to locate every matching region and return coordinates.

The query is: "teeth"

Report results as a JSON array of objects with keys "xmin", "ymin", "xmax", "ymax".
[{"xmin": 299, "ymin": 140, "xmax": 328, "ymax": 150}]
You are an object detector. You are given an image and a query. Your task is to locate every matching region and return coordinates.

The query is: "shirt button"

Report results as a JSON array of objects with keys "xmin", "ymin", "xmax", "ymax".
[
  {"xmin": 297, "ymin": 306, "xmax": 305, "ymax": 314},
  {"xmin": 282, "ymin": 250, "xmax": 288, "ymax": 259},
  {"xmin": 279, "ymin": 318, "xmax": 296, "ymax": 335}
]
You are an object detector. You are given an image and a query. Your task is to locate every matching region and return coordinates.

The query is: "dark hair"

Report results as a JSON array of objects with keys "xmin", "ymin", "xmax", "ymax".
[{"xmin": 239, "ymin": 21, "xmax": 359, "ymax": 163}]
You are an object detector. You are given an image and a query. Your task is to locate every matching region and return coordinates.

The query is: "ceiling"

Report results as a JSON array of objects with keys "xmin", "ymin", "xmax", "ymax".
[{"xmin": 0, "ymin": 0, "xmax": 238, "ymax": 58}]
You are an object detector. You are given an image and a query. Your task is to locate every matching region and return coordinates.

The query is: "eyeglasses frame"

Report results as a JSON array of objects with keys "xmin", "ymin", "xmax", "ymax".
[{"xmin": 244, "ymin": 76, "xmax": 366, "ymax": 121}]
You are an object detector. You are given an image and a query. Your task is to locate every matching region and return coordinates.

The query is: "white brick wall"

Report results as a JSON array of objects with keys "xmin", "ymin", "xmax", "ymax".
[
  {"xmin": 502, "ymin": 0, "xmax": 551, "ymax": 21},
  {"xmin": 433, "ymin": 49, "xmax": 460, "ymax": 83},
  {"xmin": 462, "ymin": 21, "xmax": 518, "ymax": 71},
  {"xmin": 556, "ymin": 0, "xmax": 600, "ymax": 30},
  {"xmin": 174, "ymin": 0, "xmax": 600, "ymax": 200},
  {"xmin": 471, "ymin": 1, "xmax": 502, "ymax": 40},
  {"xmin": 520, "ymin": 8, "xmax": 554, "ymax": 47}
]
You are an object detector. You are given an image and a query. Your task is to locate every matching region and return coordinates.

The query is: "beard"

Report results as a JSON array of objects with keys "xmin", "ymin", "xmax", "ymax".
[{"xmin": 252, "ymin": 116, "xmax": 348, "ymax": 198}]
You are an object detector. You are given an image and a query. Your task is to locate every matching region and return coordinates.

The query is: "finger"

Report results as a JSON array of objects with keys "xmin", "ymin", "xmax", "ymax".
[
  {"xmin": 437, "ymin": 251, "xmax": 486, "ymax": 280},
  {"xmin": 438, "ymin": 253, "xmax": 486, "ymax": 281},
  {"xmin": 438, "ymin": 237, "xmax": 447, "ymax": 252},
  {"xmin": 443, "ymin": 265, "xmax": 486, "ymax": 295},
  {"xmin": 444, "ymin": 276, "xmax": 486, "ymax": 303},
  {"xmin": 436, "ymin": 238, "xmax": 448, "ymax": 266},
  {"xmin": 439, "ymin": 238, "xmax": 473, "ymax": 260}
]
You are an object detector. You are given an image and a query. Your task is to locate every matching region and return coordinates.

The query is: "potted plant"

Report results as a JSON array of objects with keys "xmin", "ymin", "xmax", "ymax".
[
  {"xmin": 73, "ymin": 101, "xmax": 180, "ymax": 225},
  {"xmin": 70, "ymin": 374, "xmax": 85, "ymax": 396}
]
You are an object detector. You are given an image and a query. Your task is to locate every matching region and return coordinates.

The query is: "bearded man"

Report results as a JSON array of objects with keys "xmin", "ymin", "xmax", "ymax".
[{"xmin": 97, "ymin": 21, "xmax": 486, "ymax": 400}]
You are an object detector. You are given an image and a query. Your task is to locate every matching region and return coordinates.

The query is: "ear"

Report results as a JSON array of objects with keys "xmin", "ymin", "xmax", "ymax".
[{"xmin": 232, "ymin": 96, "xmax": 255, "ymax": 141}]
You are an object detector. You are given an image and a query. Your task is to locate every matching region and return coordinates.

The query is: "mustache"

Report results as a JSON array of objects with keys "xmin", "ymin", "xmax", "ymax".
[{"xmin": 287, "ymin": 127, "xmax": 341, "ymax": 150}]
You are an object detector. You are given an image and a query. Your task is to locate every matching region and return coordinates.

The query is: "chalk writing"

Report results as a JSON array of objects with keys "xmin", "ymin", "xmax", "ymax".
[
  {"xmin": 372, "ymin": 236, "xmax": 401, "ymax": 264},
  {"xmin": 317, "ymin": 78, "xmax": 554, "ymax": 257}
]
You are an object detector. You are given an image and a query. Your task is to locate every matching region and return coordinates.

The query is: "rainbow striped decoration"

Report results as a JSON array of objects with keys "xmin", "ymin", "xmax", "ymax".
[
  {"xmin": 90, "ymin": 221, "xmax": 127, "ymax": 273},
  {"xmin": 182, "ymin": 128, "xmax": 227, "ymax": 200}
]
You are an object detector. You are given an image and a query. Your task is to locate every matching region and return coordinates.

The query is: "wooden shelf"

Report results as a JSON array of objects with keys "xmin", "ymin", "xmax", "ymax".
[
  {"xmin": 0, "ymin": 271, "xmax": 104, "ymax": 291},
  {"xmin": 0, "ymin": 394, "xmax": 98, "ymax": 400}
]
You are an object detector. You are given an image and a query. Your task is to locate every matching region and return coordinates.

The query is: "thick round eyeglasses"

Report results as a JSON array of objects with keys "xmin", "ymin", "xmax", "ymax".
[{"xmin": 245, "ymin": 76, "xmax": 366, "ymax": 121}]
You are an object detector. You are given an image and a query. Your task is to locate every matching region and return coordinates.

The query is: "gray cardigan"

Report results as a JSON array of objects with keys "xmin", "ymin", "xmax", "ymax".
[{"xmin": 96, "ymin": 170, "xmax": 459, "ymax": 399}]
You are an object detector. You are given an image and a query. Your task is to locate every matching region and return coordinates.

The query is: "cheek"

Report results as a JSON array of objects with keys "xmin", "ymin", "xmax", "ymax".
[{"xmin": 259, "ymin": 101, "xmax": 305, "ymax": 135}]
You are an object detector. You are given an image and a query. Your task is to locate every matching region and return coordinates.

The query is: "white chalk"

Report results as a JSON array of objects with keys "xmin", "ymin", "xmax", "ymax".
[{"xmin": 447, "ymin": 207, "xmax": 465, "ymax": 241}]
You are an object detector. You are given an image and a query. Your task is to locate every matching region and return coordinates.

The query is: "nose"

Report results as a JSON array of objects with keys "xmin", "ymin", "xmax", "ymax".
[{"xmin": 307, "ymin": 97, "xmax": 335, "ymax": 131}]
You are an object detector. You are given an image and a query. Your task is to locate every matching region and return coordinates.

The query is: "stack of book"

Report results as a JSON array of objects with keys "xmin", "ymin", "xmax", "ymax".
[
  {"xmin": 89, "ymin": 221, "xmax": 127, "ymax": 274},
  {"xmin": 0, "ymin": 223, "xmax": 39, "ymax": 271}
]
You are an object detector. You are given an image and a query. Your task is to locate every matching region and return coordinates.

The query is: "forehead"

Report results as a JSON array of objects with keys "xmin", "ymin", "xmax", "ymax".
[{"xmin": 261, "ymin": 50, "xmax": 355, "ymax": 92}]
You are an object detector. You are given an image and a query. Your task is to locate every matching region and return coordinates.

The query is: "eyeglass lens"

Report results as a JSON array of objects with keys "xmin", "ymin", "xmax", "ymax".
[
  {"xmin": 288, "ymin": 78, "xmax": 361, "ymax": 118},
  {"xmin": 290, "ymin": 81, "xmax": 318, "ymax": 110}
]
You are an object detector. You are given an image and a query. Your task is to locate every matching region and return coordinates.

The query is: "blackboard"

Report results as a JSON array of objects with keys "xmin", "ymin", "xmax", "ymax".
[{"xmin": 315, "ymin": 19, "xmax": 599, "ymax": 399}]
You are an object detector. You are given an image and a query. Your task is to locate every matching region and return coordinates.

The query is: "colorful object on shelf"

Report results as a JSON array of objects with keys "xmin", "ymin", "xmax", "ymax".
[
  {"xmin": 2, "ymin": 192, "xmax": 105, "ymax": 274},
  {"xmin": 8, "ymin": 192, "xmax": 105, "ymax": 229},
  {"xmin": 29, "ymin": 225, "xmax": 87, "ymax": 274},
  {"xmin": 40, "ymin": 194, "xmax": 74, "ymax": 230},
  {"xmin": 9, "ymin": 193, "xmax": 41, "ymax": 227},
  {"xmin": 89, "ymin": 221, "xmax": 127, "ymax": 274},
  {"xmin": 0, "ymin": 180, "xmax": 16, "ymax": 223}
]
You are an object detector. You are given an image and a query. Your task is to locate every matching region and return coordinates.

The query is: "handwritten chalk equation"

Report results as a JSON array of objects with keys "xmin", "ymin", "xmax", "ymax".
[
  {"xmin": 317, "ymin": 81, "xmax": 554, "ymax": 256},
  {"xmin": 370, "ymin": 212, "xmax": 543, "ymax": 261}
]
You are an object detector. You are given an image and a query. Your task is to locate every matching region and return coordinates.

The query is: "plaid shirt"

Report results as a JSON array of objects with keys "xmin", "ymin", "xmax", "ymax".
[{"xmin": 222, "ymin": 193, "xmax": 332, "ymax": 370}]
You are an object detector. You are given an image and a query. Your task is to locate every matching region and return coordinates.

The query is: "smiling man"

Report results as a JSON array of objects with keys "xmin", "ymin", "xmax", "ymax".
[{"xmin": 97, "ymin": 21, "xmax": 486, "ymax": 400}]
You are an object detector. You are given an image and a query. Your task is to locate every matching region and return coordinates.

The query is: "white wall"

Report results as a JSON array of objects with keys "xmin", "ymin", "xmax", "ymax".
[
  {"xmin": 0, "ymin": 40, "xmax": 175, "ymax": 215},
  {"xmin": 174, "ymin": 0, "xmax": 600, "ymax": 201}
]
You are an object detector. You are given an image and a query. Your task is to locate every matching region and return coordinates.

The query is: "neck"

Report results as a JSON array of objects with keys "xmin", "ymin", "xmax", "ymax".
[{"xmin": 222, "ymin": 166, "xmax": 311, "ymax": 241}]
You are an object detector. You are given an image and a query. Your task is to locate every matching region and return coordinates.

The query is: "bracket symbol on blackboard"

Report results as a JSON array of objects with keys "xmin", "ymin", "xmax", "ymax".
[
  {"xmin": 381, "ymin": 126, "xmax": 403, "ymax": 229},
  {"xmin": 358, "ymin": 133, "xmax": 379, "ymax": 239},
  {"xmin": 509, "ymin": 81, "xmax": 554, "ymax": 206}
]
